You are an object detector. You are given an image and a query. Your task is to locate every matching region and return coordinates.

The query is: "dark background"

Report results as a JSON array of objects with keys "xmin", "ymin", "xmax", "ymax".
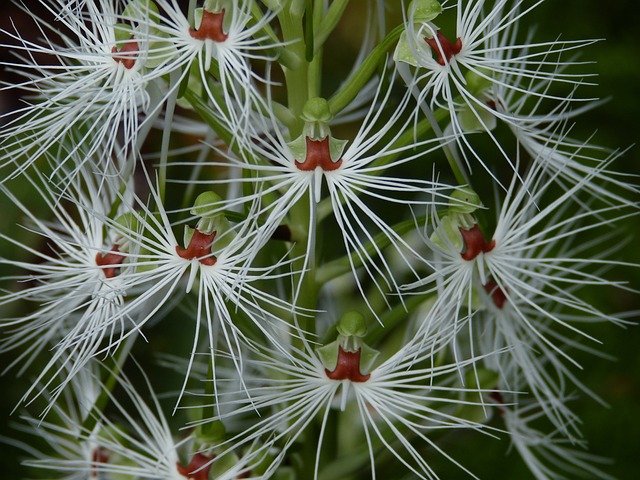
[{"xmin": 1, "ymin": 1, "xmax": 638, "ymax": 478}]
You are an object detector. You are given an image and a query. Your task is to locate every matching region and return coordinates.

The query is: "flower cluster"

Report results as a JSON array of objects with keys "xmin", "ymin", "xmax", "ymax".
[{"xmin": 0, "ymin": 1, "xmax": 636, "ymax": 479}]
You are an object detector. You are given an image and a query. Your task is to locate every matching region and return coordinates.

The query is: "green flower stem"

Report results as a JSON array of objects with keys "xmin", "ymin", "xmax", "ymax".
[
  {"xmin": 366, "ymin": 293, "xmax": 435, "ymax": 345},
  {"xmin": 248, "ymin": 1, "xmax": 300, "ymax": 70},
  {"xmin": 316, "ymin": 216, "xmax": 424, "ymax": 285},
  {"xmin": 279, "ymin": 7, "xmax": 309, "ymax": 137},
  {"xmin": 306, "ymin": 0, "xmax": 325, "ymax": 98},
  {"xmin": 314, "ymin": 0, "xmax": 349, "ymax": 52},
  {"xmin": 81, "ymin": 336, "xmax": 136, "ymax": 434},
  {"xmin": 328, "ymin": 24, "xmax": 404, "ymax": 115},
  {"xmin": 158, "ymin": 70, "xmax": 181, "ymax": 203}
]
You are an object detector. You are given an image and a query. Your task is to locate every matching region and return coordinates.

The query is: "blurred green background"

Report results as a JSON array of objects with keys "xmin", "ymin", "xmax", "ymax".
[{"xmin": 1, "ymin": 1, "xmax": 638, "ymax": 478}]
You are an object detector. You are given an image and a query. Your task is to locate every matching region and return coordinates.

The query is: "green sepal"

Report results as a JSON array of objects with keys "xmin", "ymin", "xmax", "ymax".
[
  {"xmin": 430, "ymin": 215, "xmax": 464, "ymax": 251},
  {"xmin": 316, "ymin": 312, "xmax": 379, "ymax": 374},
  {"xmin": 195, "ymin": 420, "xmax": 226, "ymax": 444},
  {"xmin": 183, "ymin": 225, "xmax": 195, "ymax": 249},
  {"xmin": 209, "ymin": 451, "xmax": 240, "ymax": 478},
  {"xmin": 449, "ymin": 187, "xmax": 482, "ymax": 214},
  {"xmin": 113, "ymin": 23, "xmax": 134, "ymax": 44},
  {"xmin": 458, "ymin": 103, "xmax": 497, "ymax": 133},
  {"xmin": 393, "ymin": 31, "xmax": 419, "ymax": 67},
  {"xmin": 287, "ymin": 134, "xmax": 348, "ymax": 162},
  {"xmin": 409, "ymin": 0, "xmax": 443, "ymax": 23}
]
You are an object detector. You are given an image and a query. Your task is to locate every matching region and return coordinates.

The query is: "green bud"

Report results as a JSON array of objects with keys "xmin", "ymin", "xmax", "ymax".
[
  {"xmin": 449, "ymin": 187, "xmax": 482, "ymax": 214},
  {"xmin": 336, "ymin": 311, "xmax": 367, "ymax": 337},
  {"xmin": 301, "ymin": 97, "xmax": 333, "ymax": 124},
  {"xmin": 409, "ymin": 0, "xmax": 443, "ymax": 23},
  {"xmin": 191, "ymin": 191, "xmax": 223, "ymax": 218}
]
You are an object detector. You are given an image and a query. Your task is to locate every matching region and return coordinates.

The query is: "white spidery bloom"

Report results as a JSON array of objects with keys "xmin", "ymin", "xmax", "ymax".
[
  {"xmin": 403, "ymin": 147, "xmax": 638, "ymax": 437},
  {"xmin": 0, "ymin": 0, "xmax": 181, "ymax": 182},
  {"xmin": 6, "ymin": 361, "xmax": 194, "ymax": 480},
  {"xmin": 0, "ymin": 156, "xmax": 152, "ymax": 411},
  {"xmin": 188, "ymin": 314, "xmax": 501, "ymax": 480},
  {"xmin": 395, "ymin": 0, "xmax": 598, "ymax": 178},
  {"xmin": 489, "ymin": 388, "xmax": 616, "ymax": 480},
  {"xmin": 142, "ymin": 0, "xmax": 279, "ymax": 136},
  {"xmin": 200, "ymin": 74, "xmax": 455, "ymax": 308},
  {"xmin": 107, "ymin": 172, "xmax": 300, "ymax": 405}
]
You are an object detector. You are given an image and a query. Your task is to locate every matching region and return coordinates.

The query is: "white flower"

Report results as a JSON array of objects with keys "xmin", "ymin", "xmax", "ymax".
[
  {"xmin": 190, "ymin": 321, "xmax": 499, "ymax": 480},
  {"xmin": 9, "ymin": 361, "xmax": 190, "ymax": 480},
  {"xmin": 490, "ymin": 391, "xmax": 615, "ymax": 480},
  {"xmin": 205, "ymin": 74, "xmax": 453, "ymax": 308},
  {"xmin": 106, "ymin": 172, "xmax": 300, "ymax": 405},
  {"xmin": 0, "ymin": 158, "xmax": 148, "ymax": 411},
  {"xmin": 0, "ymin": 0, "xmax": 180, "ymax": 182},
  {"xmin": 404, "ymin": 151, "xmax": 637, "ymax": 436},
  {"xmin": 144, "ymin": 0, "xmax": 279, "ymax": 135},
  {"xmin": 396, "ymin": 0, "xmax": 598, "ymax": 178}
]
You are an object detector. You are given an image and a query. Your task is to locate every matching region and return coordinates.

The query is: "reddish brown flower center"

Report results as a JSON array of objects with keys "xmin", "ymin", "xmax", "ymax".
[
  {"xmin": 325, "ymin": 346, "xmax": 370, "ymax": 382},
  {"xmin": 111, "ymin": 37, "xmax": 139, "ymax": 69},
  {"xmin": 189, "ymin": 9, "xmax": 229, "ymax": 42},
  {"xmin": 176, "ymin": 229, "xmax": 218, "ymax": 266},
  {"xmin": 91, "ymin": 447, "xmax": 109, "ymax": 478},
  {"xmin": 459, "ymin": 225, "xmax": 495, "ymax": 261},
  {"xmin": 177, "ymin": 453, "xmax": 214, "ymax": 480},
  {"xmin": 483, "ymin": 278, "xmax": 508, "ymax": 309},
  {"xmin": 295, "ymin": 137, "xmax": 343, "ymax": 172},
  {"xmin": 425, "ymin": 31, "xmax": 462, "ymax": 66},
  {"xmin": 95, "ymin": 245, "xmax": 126, "ymax": 279}
]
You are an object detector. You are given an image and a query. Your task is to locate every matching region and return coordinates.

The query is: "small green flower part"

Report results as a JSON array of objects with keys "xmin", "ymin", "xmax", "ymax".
[
  {"xmin": 431, "ymin": 188, "xmax": 483, "ymax": 250},
  {"xmin": 316, "ymin": 312, "xmax": 379, "ymax": 375},
  {"xmin": 113, "ymin": 212, "xmax": 140, "ymax": 239},
  {"xmin": 191, "ymin": 191, "xmax": 223, "ymax": 218},
  {"xmin": 409, "ymin": 0, "xmax": 443, "ymax": 24},
  {"xmin": 394, "ymin": 31, "xmax": 420, "ymax": 67},
  {"xmin": 301, "ymin": 97, "xmax": 333, "ymax": 124},
  {"xmin": 203, "ymin": 0, "xmax": 232, "ymax": 13},
  {"xmin": 465, "ymin": 69, "xmax": 494, "ymax": 97},
  {"xmin": 123, "ymin": 0, "xmax": 160, "ymax": 21},
  {"xmin": 336, "ymin": 311, "xmax": 367, "ymax": 338},
  {"xmin": 189, "ymin": 191, "xmax": 232, "ymax": 242},
  {"xmin": 288, "ymin": 98, "xmax": 348, "ymax": 165},
  {"xmin": 449, "ymin": 187, "xmax": 482, "ymax": 214},
  {"xmin": 113, "ymin": 23, "xmax": 134, "ymax": 44},
  {"xmin": 195, "ymin": 420, "xmax": 226, "ymax": 444},
  {"xmin": 458, "ymin": 102, "xmax": 498, "ymax": 133}
]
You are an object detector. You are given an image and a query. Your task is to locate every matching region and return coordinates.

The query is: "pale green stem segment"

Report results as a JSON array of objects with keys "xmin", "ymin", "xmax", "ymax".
[
  {"xmin": 316, "ymin": 216, "xmax": 425, "ymax": 284},
  {"xmin": 314, "ymin": 0, "xmax": 349, "ymax": 52},
  {"xmin": 328, "ymin": 24, "xmax": 405, "ymax": 115},
  {"xmin": 158, "ymin": 69, "xmax": 182, "ymax": 202},
  {"xmin": 81, "ymin": 335, "xmax": 136, "ymax": 434}
]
